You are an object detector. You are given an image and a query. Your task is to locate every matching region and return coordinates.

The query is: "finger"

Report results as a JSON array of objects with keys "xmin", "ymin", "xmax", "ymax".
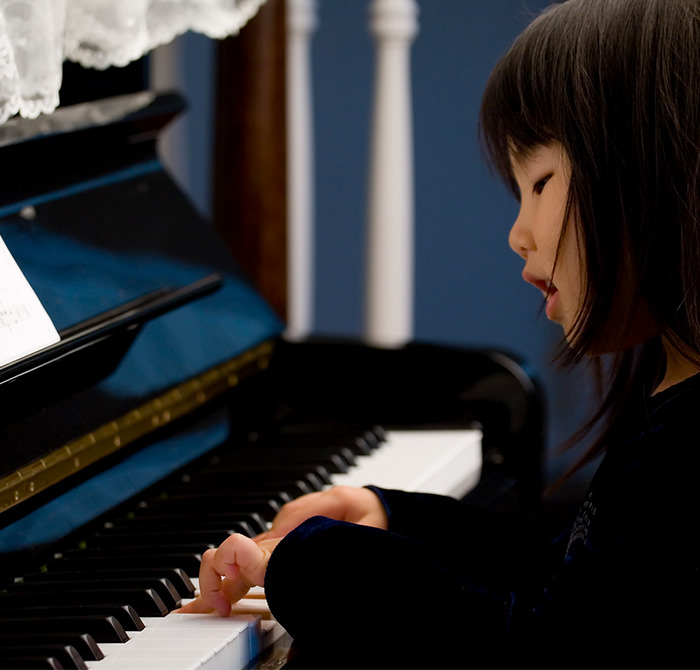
[
  {"xmin": 198, "ymin": 534, "xmax": 270, "ymax": 616},
  {"xmin": 265, "ymin": 492, "xmax": 325, "ymax": 538},
  {"xmin": 212, "ymin": 533, "xmax": 269, "ymax": 588},
  {"xmin": 266, "ymin": 487, "xmax": 388, "ymax": 537},
  {"xmin": 198, "ymin": 547, "xmax": 236, "ymax": 616}
]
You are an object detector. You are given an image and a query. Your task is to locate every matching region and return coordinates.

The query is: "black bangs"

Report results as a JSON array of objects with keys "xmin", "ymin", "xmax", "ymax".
[{"xmin": 479, "ymin": 3, "xmax": 572, "ymax": 196}]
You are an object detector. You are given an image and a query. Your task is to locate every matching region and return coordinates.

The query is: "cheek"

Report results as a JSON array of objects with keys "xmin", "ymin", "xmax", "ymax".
[
  {"xmin": 554, "ymin": 227, "xmax": 585, "ymax": 309},
  {"xmin": 562, "ymin": 258, "xmax": 584, "ymax": 304}
]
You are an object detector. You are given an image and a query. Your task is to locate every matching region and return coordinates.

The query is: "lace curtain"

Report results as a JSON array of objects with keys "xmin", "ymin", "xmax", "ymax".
[{"xmin": 0, "ymin": 0, "xmax": 268, "ymax": 125}]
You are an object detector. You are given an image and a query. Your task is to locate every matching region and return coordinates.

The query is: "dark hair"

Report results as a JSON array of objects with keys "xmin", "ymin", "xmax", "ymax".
[{"xmin": 479, "ymin": 0, "xmax": 700, "ymax": 473}]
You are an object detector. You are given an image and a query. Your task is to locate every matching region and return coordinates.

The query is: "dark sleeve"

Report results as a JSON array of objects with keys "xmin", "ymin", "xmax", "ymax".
[
  {"xmin": 368, "ymin": 486, "xmax": 517, "ymax": 548},
  {"xmin": 367, "ymin": 486, "xmax": 564, "ymax": 589},
  {"xmin": 264, "ymin": 515, "xmax": 514, "ymax": 669}
]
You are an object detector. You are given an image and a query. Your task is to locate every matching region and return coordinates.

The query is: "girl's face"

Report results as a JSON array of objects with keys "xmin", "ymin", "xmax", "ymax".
[{"xmin": 509, "ymin": 143, "xmax": 583, "ymax": 340}]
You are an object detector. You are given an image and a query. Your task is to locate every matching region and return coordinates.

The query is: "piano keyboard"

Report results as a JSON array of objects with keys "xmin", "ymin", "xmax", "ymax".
[{"xmin": 1, "ymin": 426, "xmax": 481, "ymax": 670}]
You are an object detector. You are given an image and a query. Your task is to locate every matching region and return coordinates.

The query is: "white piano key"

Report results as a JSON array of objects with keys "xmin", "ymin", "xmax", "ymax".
[
  {"xmin": 185, "ymin": 582, "xmax": 288, "ymax": 646},
  {"xmin": 329, "ymin": 428, "xmax": 482, "ymax": 498},
  {"xmin": 86, "ymin": 613, "xmax": 260, "ymax": 670}
]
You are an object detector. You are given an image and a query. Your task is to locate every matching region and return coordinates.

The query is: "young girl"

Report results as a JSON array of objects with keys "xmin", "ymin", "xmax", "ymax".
[{"xmin": 180, "ymin": 0, "xmax": 700, "ymax": 666}]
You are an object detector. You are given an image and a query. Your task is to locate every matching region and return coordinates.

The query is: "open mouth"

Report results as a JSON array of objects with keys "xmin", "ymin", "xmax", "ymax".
[
  {"xmin": 522, "ymin": 271, "xmax": 559, "ymax": 319},
  {"xmin": 522, "ymin": 271, "xmax": 556, "ymax": 298}
]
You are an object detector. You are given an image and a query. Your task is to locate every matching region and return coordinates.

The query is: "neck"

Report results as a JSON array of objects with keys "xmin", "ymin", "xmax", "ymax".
[{"xmin": 653, "ymin": 339, "xmax": 700, "ymax": 394}]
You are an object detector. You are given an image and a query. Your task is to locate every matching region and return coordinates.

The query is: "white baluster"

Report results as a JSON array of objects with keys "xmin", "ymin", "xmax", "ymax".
[
  {"xmin": 286, "ymin": 0, "xmax": 318, "ymax": 340},
  {"xmin": 365, "ymin": 0, "xmax": 419, "ymax": 347}
]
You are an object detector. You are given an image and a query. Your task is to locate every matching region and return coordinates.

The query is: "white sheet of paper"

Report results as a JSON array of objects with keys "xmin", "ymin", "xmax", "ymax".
[{"xmin": 0, "ymin": 234, "xmax": 60, "ymax": 368}]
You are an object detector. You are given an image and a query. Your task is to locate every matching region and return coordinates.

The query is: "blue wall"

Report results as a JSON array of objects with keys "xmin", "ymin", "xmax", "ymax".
[{"xmin": 313, "ymin": 0, "xmax": 545, "ymax": 344}]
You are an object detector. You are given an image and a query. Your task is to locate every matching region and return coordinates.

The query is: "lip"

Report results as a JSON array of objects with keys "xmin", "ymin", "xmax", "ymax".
[
  {"xmin": 522, "ymin": 270, "xmax": 552, "ymax": 296},
  {"xmin": 522, "ymin": 270, "xmax": 559, "ymax": 320}
]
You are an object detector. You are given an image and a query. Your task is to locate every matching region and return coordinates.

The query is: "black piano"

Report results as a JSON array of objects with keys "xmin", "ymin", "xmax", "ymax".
[{"xmin": 0, "ymin": 92, "xmax": 545, "ymax": 669}]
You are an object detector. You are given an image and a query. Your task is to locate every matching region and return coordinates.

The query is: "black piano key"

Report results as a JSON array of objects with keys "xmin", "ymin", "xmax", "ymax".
[
  {"xmin": 0, "ymin": 615, "xmax": 129, "ymax": 643},
  {"xmin": 106, "ymin": 516, "xmax": 268, "ymax": 538},
  {"xmin": 79, "ymin": 537, "xmax": 221, "ymax": 557},
  {"xmin": 50, "ymin": 551, "xmax": 204, "ymax": 578},
  {"xmin": 8, "ymin": 577, "xmax": 180, "ymax": 611},
  {"xmin": 87, "ymin": 525, "xmax": 249, "ymax": 543},
  {"xmin": 0, "ymin": 656, "xmax": 65, "ymax": 669},
  {"xmin": 109, "ymin": 511, "xmax": 269, "ymax": 535},
  {"xmin": 250, "ymin": 422, "xmax": 382, "ymax": 443},
  {"xmin": 0, "ymin": 644, "xmax": 86, "ymax": 669},
  {"xmin": 0, "ymin": 632, "xmax": 103, "ymax": 662},
  {"xmin": 273, "ymin": 445, "xmax": 358, "ymax": 468},
  {"xmin": 226, "ymin": 450, "xmax": 349, "ymax": 475},
  {"xmin": 101, "ymin": 514, "xmax": 258, "ymax": 541},
  {"xmin": 62, "ymin": 544, "xmax": 214, "ymax": 568},
  {"xmin": 191, "ymin": 455, "xmax": 330, "ymax": 491},
  {"xmin": 0, "ymin": 586, "xmax": 169, "ymax": 617},
  {"xmin": 231, "ymin": 441, "xmax": 358, "ymax": 463},
  {"xmin": 101, "ymin": 520, "xmax": 258, "ymax": 541},
  {"xmin": 181, "ymin": 471, "xmax": 324, "ymax": 495},
  {"xmin": 143, "ymin": 488, "xmax": 290, "ymax": 506},
  {"xmin": 175, "ymin": 474, "xmax": 318, "ymax": 498},
  {"xmin": 284, "ymin": 453, "xmax": 350, "ymax": 474},
  {"xmin": 84, "ymin": 529, "xmax": 243, "ymax": 554},
  {"xmin": 190, "ymin": 461, "xmax": 335, "ymax": 487},
  {"xmin": 262, "ymin": 433, "xmax": 374, "ymax": 455},
  {"xmin": 168, "ymin": 476, "xmax": 316, "ymax": 502},
  {"xmin": 22, "ymin": 568, "xmax": 195, "ymax": 600},
  {"xmin": 135, "ymin": 495, "xmax": 285, "ymax": 520},
  {"xmin": 277, "ymin": 423, "xmax": 388, "ymax": 448},
  {"xmin": 3, "ymin": 603, "xmax": 144, "ymax": 632},
  {"xmin": 214, "ymin": 445, "xmax": 357, "ymax": 472},
  {"xmin": 278, "ymin": 433, "xmax": 379, "ymax": 456}
]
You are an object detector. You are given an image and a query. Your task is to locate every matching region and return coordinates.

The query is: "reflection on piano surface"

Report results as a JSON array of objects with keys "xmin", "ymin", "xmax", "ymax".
[{"xmin": 0, "ymin": 93, "xmax": 544, "ymax": 669}]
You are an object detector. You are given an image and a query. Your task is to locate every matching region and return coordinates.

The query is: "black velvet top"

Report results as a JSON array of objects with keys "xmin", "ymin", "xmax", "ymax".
[{"xmin": 265, "ymin": 375, "xmax": 700, "ymax": 669}]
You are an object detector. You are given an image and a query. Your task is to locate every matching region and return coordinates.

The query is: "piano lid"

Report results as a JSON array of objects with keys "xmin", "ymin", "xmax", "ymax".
[{"xmin": 0, "ymin": 91, "xmax": 284, "ymax": 521}]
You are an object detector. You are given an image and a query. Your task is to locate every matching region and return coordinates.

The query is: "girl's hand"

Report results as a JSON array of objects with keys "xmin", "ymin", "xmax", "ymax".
[
  {"xmin": 256, "ymin": 485, "xmax": 389, "ymax": 541},
  {"xmin": 177, "ymin": 487, "xmax": 387, "ymax": 617},
  {"xmin": 177, "ymin": 534, "xmax": 281, "ymax": 616}
]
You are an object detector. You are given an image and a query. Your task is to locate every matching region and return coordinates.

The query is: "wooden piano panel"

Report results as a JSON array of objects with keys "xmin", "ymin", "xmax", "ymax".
[{"xmin": 212, "ymin": 0, "xmax": 288, "ymax": 323}]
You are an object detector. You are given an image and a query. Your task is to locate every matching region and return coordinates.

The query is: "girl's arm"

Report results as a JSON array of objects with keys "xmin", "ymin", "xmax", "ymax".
[{"xmin": 264, "ymin": 515, "xmax": 515, "ymax": 668}]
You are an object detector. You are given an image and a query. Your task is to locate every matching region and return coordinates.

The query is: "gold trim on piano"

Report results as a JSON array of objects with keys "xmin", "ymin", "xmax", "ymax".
[{"xmin": 0, "ymin": 340, "xmax": 275, "ymax": 514}]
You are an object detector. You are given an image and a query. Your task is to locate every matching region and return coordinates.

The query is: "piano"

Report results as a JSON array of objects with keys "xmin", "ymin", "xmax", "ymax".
[{"xmin": 0, "ymin": 91, "xmax": 545, "ymax": 669}]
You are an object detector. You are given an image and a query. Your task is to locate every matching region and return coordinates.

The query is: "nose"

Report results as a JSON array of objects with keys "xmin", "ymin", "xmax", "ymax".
[{"xmin": 508, "ymin": 207, "xmax": 533, "ymax": 259}]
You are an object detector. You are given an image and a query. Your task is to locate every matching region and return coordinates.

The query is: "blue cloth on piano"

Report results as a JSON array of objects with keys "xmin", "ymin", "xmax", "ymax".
[
  {"xmin": 1, "ymin": 221, "xmax": 283, "ymax": 396},
  {"xmin": 0, "ymin": 411, "xmax": 229, "ymax": 552}
]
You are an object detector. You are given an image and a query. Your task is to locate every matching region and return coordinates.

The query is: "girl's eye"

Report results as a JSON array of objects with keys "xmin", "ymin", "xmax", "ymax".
[{"xmin": 533, "ymin": 174, "xmax": 552, "ymax": 195}]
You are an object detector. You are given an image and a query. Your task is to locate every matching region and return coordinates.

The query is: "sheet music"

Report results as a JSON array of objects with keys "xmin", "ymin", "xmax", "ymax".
[{"xmin": 0, "ymin": 234, "xmax": 59, "ymax": 367}]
